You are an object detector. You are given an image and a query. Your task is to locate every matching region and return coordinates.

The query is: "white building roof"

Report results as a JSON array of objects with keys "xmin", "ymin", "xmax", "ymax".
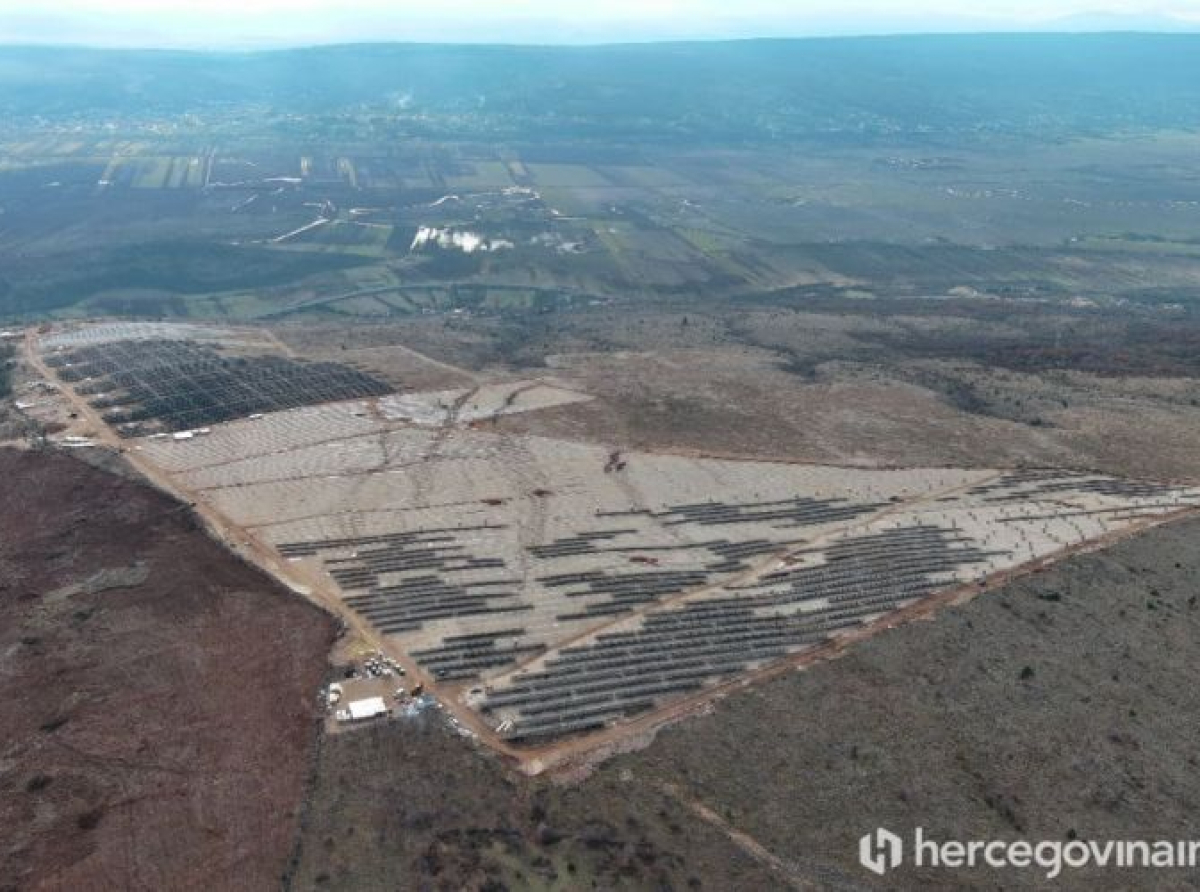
[{"xmin": 346, "ymin": 696, "xmax": 388, "ymax": 721}]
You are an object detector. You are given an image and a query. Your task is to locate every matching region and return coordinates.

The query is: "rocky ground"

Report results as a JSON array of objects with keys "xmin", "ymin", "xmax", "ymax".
[{"xmin": 292, "ymin": 305, "xmax": 1200, "ymax": 480}]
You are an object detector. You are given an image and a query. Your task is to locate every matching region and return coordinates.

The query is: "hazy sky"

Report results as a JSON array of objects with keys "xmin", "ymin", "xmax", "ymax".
[{"xmin": 2, "ymin": 0, "xmax": 1199, "ymax": 47}]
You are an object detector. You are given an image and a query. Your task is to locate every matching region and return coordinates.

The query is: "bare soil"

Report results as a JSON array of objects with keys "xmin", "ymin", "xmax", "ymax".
[{"xmin": 341, "ymin": 304, "xmax": 1200, "ymax": 480}]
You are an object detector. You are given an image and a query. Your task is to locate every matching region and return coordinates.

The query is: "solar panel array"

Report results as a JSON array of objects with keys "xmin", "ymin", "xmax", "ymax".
[{"xmin": 46, "ymin": 338, "xmax": 391, "ymax": 435}]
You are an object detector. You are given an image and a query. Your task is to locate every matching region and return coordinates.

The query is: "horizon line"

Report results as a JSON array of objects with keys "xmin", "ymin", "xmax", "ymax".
[{"xmin": 2, "ymin": 28, "xmax": 1199, "ymax": 54}]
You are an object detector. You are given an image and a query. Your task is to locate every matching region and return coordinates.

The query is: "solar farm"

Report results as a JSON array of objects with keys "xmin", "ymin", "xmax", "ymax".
[
  {"xmin": 43, "ymin": 332, "xmax": 392, "ymax": 437},
  {"xmin": 32, "ymin": 322, "xmax": 1200, "ymax": 753}
]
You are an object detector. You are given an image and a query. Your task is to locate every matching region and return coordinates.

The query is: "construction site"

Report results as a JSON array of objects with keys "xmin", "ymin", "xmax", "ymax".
[{"xmin": 19, "ymin": 320, "xmax": 1200, "ymax": 771}]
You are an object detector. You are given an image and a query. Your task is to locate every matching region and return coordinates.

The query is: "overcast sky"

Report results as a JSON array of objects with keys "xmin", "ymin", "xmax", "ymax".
[{"xmin": 2, "ymin": 0, "xmax": 1199, "ymax": 47}]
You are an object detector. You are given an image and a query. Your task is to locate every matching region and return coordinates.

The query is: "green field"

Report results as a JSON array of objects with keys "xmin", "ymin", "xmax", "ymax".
[
  {"xmin": 446, "ymin": 160, "xmax": 514, "ymax": 190},
  {"xmin": 271, "ymin": 220, "xmax": 395, "ymax": 258},
  {"xmin": 526, "ymin": 164, "xmax": 614, "ymax": 188}
]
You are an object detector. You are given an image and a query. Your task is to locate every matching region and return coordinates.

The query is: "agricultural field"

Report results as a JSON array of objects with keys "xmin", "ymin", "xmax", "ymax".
[{"xmin": 7, "ymin": 124, "xmax": 1200, "ymax": 325}]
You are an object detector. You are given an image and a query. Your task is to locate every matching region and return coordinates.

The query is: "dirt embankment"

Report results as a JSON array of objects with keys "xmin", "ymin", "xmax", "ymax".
[{"xmin": 0, "ymin": 448, "xmax": 336, "ymax": 891}]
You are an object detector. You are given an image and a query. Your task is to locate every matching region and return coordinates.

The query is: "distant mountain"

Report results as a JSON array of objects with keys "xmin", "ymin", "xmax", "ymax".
[
  {"xmin": 2, "ymin": 35, "xmax": 1200, "ymax": 144},
  {"xmin": 1046, "ymin": 12, "xmax": 1200, "ymax": 33},
  {"xmin": 0, "ymin": 11, "xmax": 1199, "ymax": 49}
]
